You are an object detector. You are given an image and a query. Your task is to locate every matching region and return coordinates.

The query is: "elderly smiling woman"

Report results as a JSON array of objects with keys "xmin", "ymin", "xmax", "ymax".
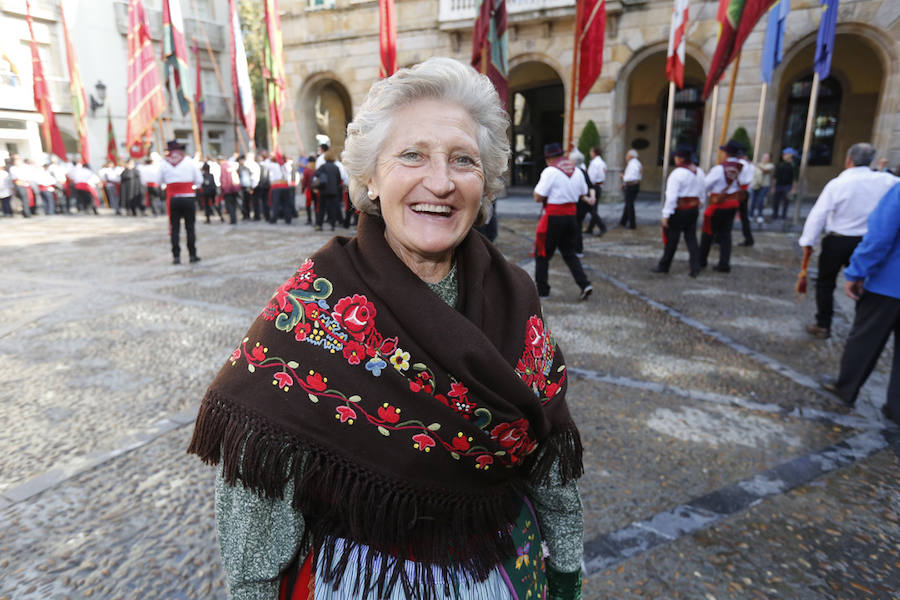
[{"xmin": 189, "ymin": 57, "xmax": 584, "ymax": 600}]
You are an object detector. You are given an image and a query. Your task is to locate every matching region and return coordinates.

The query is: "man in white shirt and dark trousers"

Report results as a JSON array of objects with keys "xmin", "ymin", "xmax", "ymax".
[
  {"xmin": 533, "ymin": 143, "xmax": 593, "ymax": 301},
  {"xmin": 584, "ymin": 145, "xmax": 607, "ymax": 235},
  {"xmin": 701, "ymin": 140, "xmax": 752, "ymax": 273},
  {"xmin": 799, "ymin": 143, "xmax": 899, "ymax": 339},
  {"xmin": 160, "ymin": 140, "xmax": 203, "ymax": 264},
  {"xmin": 653, "ymin": 145, "xmax": 705, "ymax": 277},
  {"xmin": 620, "ymin": 149, "xmax": 642, "ymax": 229}
]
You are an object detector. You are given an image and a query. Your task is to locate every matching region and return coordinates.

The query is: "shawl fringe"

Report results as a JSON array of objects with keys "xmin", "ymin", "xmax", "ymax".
[
  {"xmin": 527, "ymin": 422, "xmax": 584, "ymax": 486},
  {"xmin": 188, "ymin": 389, "xmax": 527, "ymax": 599}
]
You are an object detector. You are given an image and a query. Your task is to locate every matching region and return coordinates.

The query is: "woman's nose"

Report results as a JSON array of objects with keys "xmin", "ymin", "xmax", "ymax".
[{"xmin": 422, "ymin": 158, "xmax": 455, "ymax": 196}]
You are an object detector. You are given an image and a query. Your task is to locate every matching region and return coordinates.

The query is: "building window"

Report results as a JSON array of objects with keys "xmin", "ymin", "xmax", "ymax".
[
  {"xmin": 781, "ymin": 75, "xmax": 841, "ymax": 167},
  {"xmin": 308, "ymin": 0, "xmax": 336, "ymax": 9},
  {"xmin": 208, "ymin": 130, "xmax": 223, "ymax": 157},
  {"xmin": 657, "ymin": 85, "xmax": 704, "ymax": 165}
]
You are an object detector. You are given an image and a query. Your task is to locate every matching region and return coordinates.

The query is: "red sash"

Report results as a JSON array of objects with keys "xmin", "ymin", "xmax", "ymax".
[
  {"xmin": 545, "ymin": 203, "xmax": 577, "ymax": 216},
  {"xmin": 533, "ymin": 203, "xmax": 577, "ymax": 257},
  {"xmin": 75, "ymin": 182, "xmax": 99, "ymax": 206},
  {"xmin": 702, "ymin": 192, "xmax": 740, "ymax": 235},
  {"xmin": 165, "ymin": 181, "xmax": 195, "ymax": 201},
  {"xmin": 146, "ymin": 182, "xmax": 159, "ymax": 188}
]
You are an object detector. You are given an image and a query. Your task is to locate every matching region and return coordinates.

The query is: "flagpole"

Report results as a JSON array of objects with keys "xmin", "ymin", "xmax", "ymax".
[
  {"xmin": 795, "ymin": 71, "xmax": 820, "ymax": 225},
  {"xmin": 752, "ymin": 82, "xmax": 766, "ymax": 160},
  {"xmin": 703, "ymin": 84, "xmax": 719, "ymax": 171},
  {"xmin": 567, "ymin": 0, "xmax": 584, "ymax": 152},
  {"xmin": 189, "ymin": 100, "xmax": 202, "ymax": 156},
  {"xmin": 717, "ymin": 52, "xmax": 741, "ymax": 162},
  {"xmin": 661, "ymin": 81, "xmax": 676, "ymax": 206}
]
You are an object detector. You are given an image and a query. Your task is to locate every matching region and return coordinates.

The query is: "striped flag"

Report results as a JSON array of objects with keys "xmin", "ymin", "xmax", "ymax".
[
  {"xmin": 60, "ymin": 0, "xmax": 89, "ymax": 164},
  {"xmin": 162, "ymin": 0, "xmax": 192, "ymax": 116},
  {"xmin": 471, "ymin": 0, "xmax": 508, "ymax": 106},
  {"xmin": 25, "ymin": 0, "xmax": 66, "ymax": 160},
  {"xmin": 703, "ymin": 0, "xmax": 778, "ymax": 99},
  {"xmin": 228, "ymin": 0, "xmax": 256, "ymax": 142},
  {"xmin": 814, "ymin": 0, "xmax": 838, "ymax": 80},
  {"xmin": 577, "ymin": 0, "xmax": 605, "ymax": 105},
  {"xmin": 107, "ymin": 110, "xmax": 118, "ymax": 163},
  {"xmin": 263, "ymin": 0, "xmax": 286, "ymax": 152},
  {"xmin": 665, "ymin": 0, "xmax": 689, "ymax": 89},
  {"xmin": 760, "ymin": 0, "xmax": 789, "ymax": 84},
  {"xmin": 379, "ymin": 0, "xmax": 398, "ymax": 78},
  {"xmin": 126, "ymin": 0, "xmax": 165, "ymax": 150}
]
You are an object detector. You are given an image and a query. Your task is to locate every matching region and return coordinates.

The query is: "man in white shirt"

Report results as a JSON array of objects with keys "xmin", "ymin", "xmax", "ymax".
[
  {"xmin": 99, "ymin": 161, "xmax": 123, "ymax": 215},
  {"xmin": 533, "ymin": 143, "xmax": 593, "ymax": 301},
  {"xmin": 9, "ymin": 155, "xmax": 35, "ymax": 217},
  {"xmin": 653, "ymin": 145, "xmax": 706, "ymax": 277},
  {"xmin": 266, "ymin": 152, "xmax": 293, "ymax": 224},
  {"xmin": 799, "ymin": 143, "xmax": 899, "ymax": 339},
  {"xmin": 735, "ymin": 148, "xmax": 755, "ymax": 247},
  {"xmin": 700, "ymin": 139, "xmax": 753, "ymax": 273},
  {"xmin": 160, "ymin": 140, "xmax": 204, "ymax": 264},
  {"xmin": 138, "ymin": 158, "xmax": 162, "ymax": 216},
  {"xmin": 0, "ymin": 162, "xmax": 13, "ymax": 217},
  {"xmin": 70, "ymin": 161, "xmax": 101, "ymax": 215},
  {"xmin": 620, "ymin": 149, "xmax": 642, "ymax": 229},
  {"xmin": 584, "ymin": 145, "xmax": 607, "ymax": 235}
]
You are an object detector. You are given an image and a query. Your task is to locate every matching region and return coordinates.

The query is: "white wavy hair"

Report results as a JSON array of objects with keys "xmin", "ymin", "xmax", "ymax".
[{"xmin": 341, "ymin": 57, "xmax": 510, "ymax": 225}]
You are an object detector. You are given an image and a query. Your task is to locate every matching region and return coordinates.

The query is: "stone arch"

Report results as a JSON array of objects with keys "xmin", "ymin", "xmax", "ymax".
[
  {"xmin": 508, "ymin": 55, "xmax": 566, "ymax": 186},
  {"xmin": 298, "ymin": 72, "xmax": 354, "ymax": 157}
]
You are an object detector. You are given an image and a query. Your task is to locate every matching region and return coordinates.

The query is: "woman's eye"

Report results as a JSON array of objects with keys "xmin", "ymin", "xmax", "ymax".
[
  {"xmin": 454, "ymin": 155, "xmax": 477, "ymax": 166},
  {"xmin": 400, "ymin": 151, "xmax": 421, "ymax": 161}
]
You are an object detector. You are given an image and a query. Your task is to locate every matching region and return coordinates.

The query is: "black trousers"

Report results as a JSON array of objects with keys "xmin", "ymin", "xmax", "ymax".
[
  {"xmin": 269, "ymin": 187, "xmax": 293, "ymax": 224},
  {"xmin": 699, "ymin": 207, "xmax": 737, "ymax": 269},
  {"xmin": 240, "ymin": 188, "xmax": 252, "ymax": 219},
  {"xmin": 584, "ymin": 184, "xmax": 606, "ymax": 234},
  {"xmin": 658, "ymin": 208, "xmax": 700, "ymax": 273},
  {"xmin": 316, "ymin": 193, "xmax": 342, "ymax": 229},
  {"xmin": 535, "ymin": 214, "xmax": 590, "ymax": 296},
  {"xmin": 738, "ymin": 198, "xmax": 754, "ymax": 245},
  {"xmin": 224, "ymin": 192, "xmax": 239, "ymax": 224},
  {"xmin": 834, "ymin": 291, "xmax": 900, "ymax": 416},
  {"xmin": 620, "ymin": 183, "xmax": 638, "ymax": 229},
  {"xmin": 201, "ymin": 193, "xmax": 223, "ymax": 222},
  {"xmin": 253, "ymin": 186, "xmax": 269, "ymax": 221},
  {"xmin": 815, "ymin": 234, "xmax": 862, "ymax": 329},
  {"xmin": 169, "ymin": 195, "xmax": 198, "ymax": 259},
  {"xmin": 772, "ymin": 184, "xmax": 791, "ymax": 219}
]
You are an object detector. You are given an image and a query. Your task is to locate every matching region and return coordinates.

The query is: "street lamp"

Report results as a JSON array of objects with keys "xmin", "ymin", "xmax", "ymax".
[{"xmin": 90, "ymin": 80, "xmax": 107, "ymax": 115}]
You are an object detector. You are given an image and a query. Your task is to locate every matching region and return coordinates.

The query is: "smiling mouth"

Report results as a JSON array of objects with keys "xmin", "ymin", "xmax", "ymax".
[{"xmin": 410, "ymin": 203, "xmax": 453, "ymax": 217}]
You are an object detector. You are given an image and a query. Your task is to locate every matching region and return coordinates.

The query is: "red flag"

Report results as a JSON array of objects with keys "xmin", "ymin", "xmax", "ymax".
[
  {"xmin": 666, "ymin": 0, "xmax": 689, "ymax": 89},
  {"xmin": 471, "ymin": 0, "xmax": 508, "ymax": 106},
  {"xmin": 263, "ymin": 0, "xmax": 286, "ymax": 152},
  {"xmin": 193, "ymin": 40, "xmax": 204, "ymax": 141},
  {"xmin": 162, "ymin": 0, "xmax": 192, "ymax": 116},
  {"xmin": 379, "ymin": 0, "xmax": 398, "ymax": 78},
  {"xmin": 25, "ymin": 1, "xmax": 66, "ymax": 161},
  {"xmin": 107, "ymin": 110, "xmax": 118, "ymax": 163},
  {"xmin": 60, "ymin": 1, "xmax": 89, "ymax": 164},
  {"xmin": 228, "ymin": 0, "xmax": 256, "ymax": 141},
  {"xmin": 703, "ymin": 0, "xmax": 778, "ymax": 99},
  {"xmin": 126, "ymin": 0, "xmax": 166, "ymax": 149},
  {"xmin": 577, "ymin": 0, "xmax": 605, "ymax": 105}
]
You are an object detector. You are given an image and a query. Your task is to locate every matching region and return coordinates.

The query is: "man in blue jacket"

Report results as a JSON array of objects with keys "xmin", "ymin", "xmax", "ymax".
[{"xmin": 821, "ymin": 181, "xmax": 900, "ymax": 424}]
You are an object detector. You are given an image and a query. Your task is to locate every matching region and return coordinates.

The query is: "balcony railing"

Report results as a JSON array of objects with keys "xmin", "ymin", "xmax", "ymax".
[
  {"xmin": 439, "ymin": 0, "xmax": 575, "ymax": 26},
  {"xmin": 113, "ymin": 1, "xmax": 224, "ymax": 51}
]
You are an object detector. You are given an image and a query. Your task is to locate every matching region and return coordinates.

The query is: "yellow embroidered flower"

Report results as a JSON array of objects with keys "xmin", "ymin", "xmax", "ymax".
[{"xmin": 389, "ymin": 348, "xmax": 410, "ymax": 372}]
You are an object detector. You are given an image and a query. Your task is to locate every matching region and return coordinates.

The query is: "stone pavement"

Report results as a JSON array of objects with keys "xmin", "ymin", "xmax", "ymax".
[{"xmin": 0, "ymin": 204, "xmax": 898, "ymax": 600}]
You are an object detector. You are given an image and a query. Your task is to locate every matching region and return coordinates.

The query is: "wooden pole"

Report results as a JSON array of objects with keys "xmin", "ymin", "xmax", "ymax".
[
  {"xmin": 189, "ymin": 99, "xmax": 202, "ymax": 157},
  {"xmin": 660, "ymin": 81, "xmax": 676, "ymax": 206},
  {"xmin": 795, "ymin": 71, "xmax": 820, "ymax": 225},
  {"xmin": 717, "ymin": 52, "xmax": 742, "ymax": 163},
  {"xmin": 752, "ymin": 82, "xmax": 767, "ymax": 161},
  {"xmin": 703, "ymin": 84, "xmax": 719, "ymax": 171},
  {"xmin": 566, "ymin": 0, "xmax": 584, "ymax": 152}
]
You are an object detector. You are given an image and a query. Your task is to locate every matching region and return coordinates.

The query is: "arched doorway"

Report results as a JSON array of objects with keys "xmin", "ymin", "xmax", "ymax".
[
  {"xmin": 625, "ymin": 51, "xmax": 706, "ymax": 191},
  {"xmin": 508, "ymin": 60, "xmax": 564, "ymax": 187},
  {"xmin": 299, "ymin": 76, "xmax": 353, "ymax": 156},
  {"xmin": 774, "ymin": 32, "xmax": 885, "ymax": 190}
]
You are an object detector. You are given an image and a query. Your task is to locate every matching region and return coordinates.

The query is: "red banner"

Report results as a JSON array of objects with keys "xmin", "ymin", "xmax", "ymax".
[
  {"xmin": 26, "ymin": 0, "xmax": 66, "ymax": 161},
  {"xmin": 577, "ymin": 0, "xmax": 606, "ymax": 105},
  {"xmin": 60, "ymin": 1, "xmax": 89, "ymax": 164},
  {"xmin": 107, "ymin": 111, "xmax": 118, "ymax": 163},
  {"xmin": 162, "ymin": 0, "xmax": 193, "ymax": 116},
  {"xmin": 471, "ymin": 0, "xmax": 508, "ymax": 106},
  {"xmin": 126, "ymin": 0, "xmax": 166, "ymax": 149},
  {"xmin": 263, "ymin": 0, "xmax": 286, "ymax": 152},
  {"xmin": 228, "ymin": 0, "xmax": 256, "ymax": 142},
  {"xmin": 379, "ymin": 0, "xmax": 398, "ymax": 78},
  {"xmin": 666, "ymin": 0, "xmax": 689, "ymax": 89},
  {"xmin": 703, "ymin": 0, "xmax": 777, "ymax": 99}
]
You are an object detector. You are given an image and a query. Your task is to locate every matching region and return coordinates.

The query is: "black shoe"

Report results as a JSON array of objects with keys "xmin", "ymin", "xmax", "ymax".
[
  {"xmin": 650, "ymin": 265, "xmax": 668, "ymax": 274},
  {"xmin": 579, "ymin": 284, "xmax": 593, "ymax": 301},
  {"xmin": 172, "ymin": 257, "xmax": 180, "ymax": 265},
  {"xmin": 818, "ymin": 375, "xmax": 851, "ymax": 405},
  {"xmin": 805, "ymin": 323, "xmax": 831, "ymax": 339},
  {"xmin": 882, "ymin": 405, "xmax": 897, "ymax": 425},
  {"xmin": 189, "ymin": 255, "xmax": 201, "ymax": 263},
  {"xmin": 712, "ymin": 265, "xmax": 731, "ymax": 273},
  {"xmin": 689, "ymin": 269, "xmax": 699, "ymax": 278},
  {"xmin": 739, "ymin": 241, "xmax": 753, "ymax": 247}
]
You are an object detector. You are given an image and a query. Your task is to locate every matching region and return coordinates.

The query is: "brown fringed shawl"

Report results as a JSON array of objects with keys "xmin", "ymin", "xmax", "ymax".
[{"xmin": 188, "ymin": 213, "xmax": 582, "ymax": 596}]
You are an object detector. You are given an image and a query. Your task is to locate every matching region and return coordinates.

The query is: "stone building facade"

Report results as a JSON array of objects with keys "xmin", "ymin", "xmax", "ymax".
[{"xmin": 280, "ymin": 0, "xmax": 900, "ymax": 195}]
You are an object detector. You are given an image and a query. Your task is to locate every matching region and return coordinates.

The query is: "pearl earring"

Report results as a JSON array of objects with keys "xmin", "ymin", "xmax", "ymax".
[{"xmin": 367, "ymin": 189, "xmax": 377, "ymax": 200}]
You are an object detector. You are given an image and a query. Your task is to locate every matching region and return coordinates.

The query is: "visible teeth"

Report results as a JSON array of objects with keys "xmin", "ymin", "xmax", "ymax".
[{"xmin": 411, "ymin": 203, "xmax": 452, "ymax": 214}]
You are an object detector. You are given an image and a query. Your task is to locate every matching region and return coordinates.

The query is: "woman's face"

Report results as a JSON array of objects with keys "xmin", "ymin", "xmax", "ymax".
[{"xmin": 370, "ymin": 98, "xmax": 485, "ymax": 277}]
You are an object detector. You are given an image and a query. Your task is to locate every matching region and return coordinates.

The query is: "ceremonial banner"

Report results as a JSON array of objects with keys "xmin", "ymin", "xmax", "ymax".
[
  {"xmin": 577, "ymin": 0, "xmax": 605, "ymax": 105},
  {"xmin": 471, "ymin": 0, "xmax": 508, "ymax": 106},
  {"xmin": 163, "ymin": 0, "xmax": 192, "ymax": 116},
  {"xmin": 263, "ymin": 0, "xmax": 286, "ymax": 151},
  {"xmin": 126, "ymin": 0, "xmax": 165, "ymax": 149},
  {"xmin": 25, "ymin": 1, "xmax": 66, "ymax": 160},
  {"xmin": 814, "ymin": 0, "xmax": 838, "ymax": 79},
  {"xmin": 193, "ymin": 40, "xmax": 204, "ymax": 141},
  {"xmin": 703, "ymin": 0, "xmax": 778, "ymax": 99},
  {"xmin": 107, "ymin": 110, "xmax": 118, "ymax": 163},
  {"xmin": 60, "ymin": 1, "xmax": 89, "ymax": 164},
  {"xmin": 760, "ymin": 0, "xmax": 789, "ymax": 84},
  {"xmin": 228, "ymin": 0, "xmax": 256, "ymax": 141},
  {"xmin": 665, "ymin": 0, "xmax": 689, "ymax": 89},
  {"xmin": 378, "ymin": 0, "xmax": 398, "ymax": 78}
]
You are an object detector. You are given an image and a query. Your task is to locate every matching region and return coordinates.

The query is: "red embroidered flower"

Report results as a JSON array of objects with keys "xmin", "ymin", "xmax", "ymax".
[
  {"xmin": 475, "ymin": 455, "xmax": 493, "ymax": 470},
  {"xmin": 248, "ymin": 345, "xmax": 267, "ymax": 362},
  {"xmin": 525, "ymin": 316, "xmax": 546, "ymax": 358},
  {"xmin": 335, "ymin": 405, "xmax": 357, "ymax": 424},
  {"xmin": 451, "ymin": 432, "xmax": 472, "ymax": 452},
  {"xmin": 230, "ymin": 348, "xmax": 241, "ymax": 362},
  {"xmin": 294, "ymin": 322, "xmax": 312, "ymax": 342},
  {"xmin": 516, "ymin": 355, "xmax": 538, "ymax": 387},
  {"xmin": 332, "ymin": 294, "xmax": 377, "ymax": 340},
  {"xmin": 305, "ymin": 371, "xmax": 327, "ymax": 391},
  {"xmin": 434, "ymin": 394, "xmax": 449, "ymax": 407},
  {"xmin": 273, "ymin": 372, "xmax": 293, "ymax": 390},
  {"xmin": 449, "ymin": 381, "xmax": 469, "ymax": 398},
  {"xmin": 377, "ymin": 403, "xmax": 401, "ymax": 424},
  {"xmin": 409, "ymin": 381, "xmax": 422, "ymax": 393},
  {"xmin": 450, "ymin": 395, "xmax": 476, "ymax": 418},
  {"xmin": 364, "ymin": 331, "xmax": 383, "ymax": 357},
  {"xmin": 379, "ymin": 336, "xmax": 399, "ymax": 356},
  {"xmin": 491, "ymin": 418, "xmax": 533, "ymax": 459},
  {"xmin": 274, "ymin": 283, "xmax": 293, "ymax": 312},
  {"xmin": 304, "ymin": 302, "xmax": 322, "ymax": 320},
  {"xmin": 342, "ymin": 340, "xmax": 365, "ymax": 365},
  {"xmin": 295, "ymin": 259, "xmax": 316, "ymax": 290},
  {"xmin": 544, "ymin": 381, "xmax": 561, "ymax": 399},
  {"xmin": 412, "ymin": 433, "xmax": 435, "ymax": 452}
]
